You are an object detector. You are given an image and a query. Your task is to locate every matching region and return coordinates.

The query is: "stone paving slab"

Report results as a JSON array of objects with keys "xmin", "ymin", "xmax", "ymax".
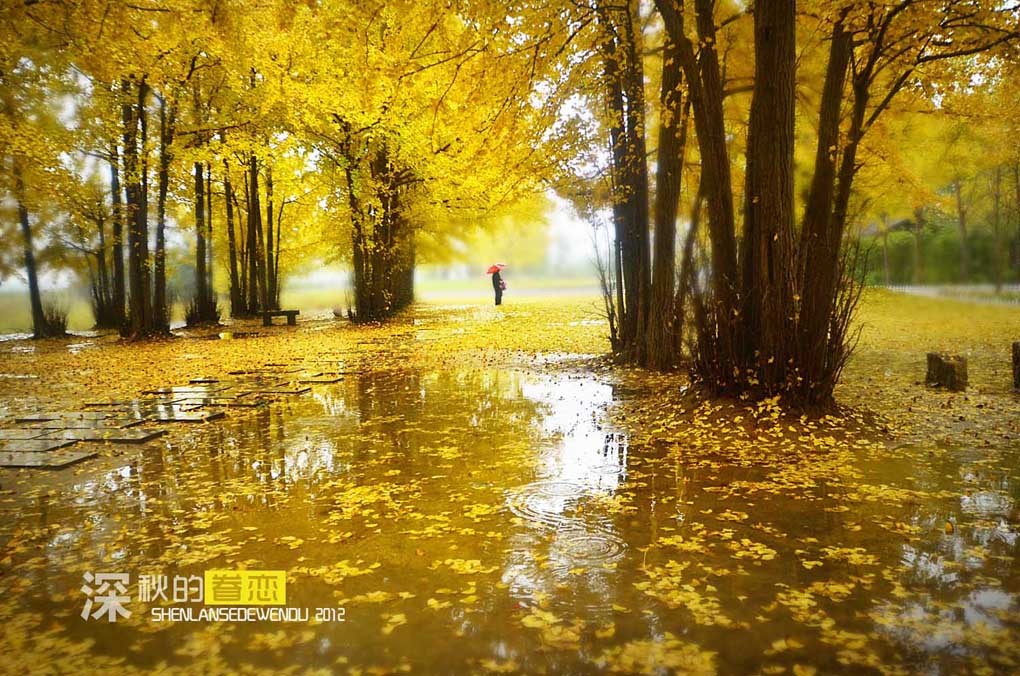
[
  {"xmin": 8, "ymin": 363, "xmax": 335, "ymax": 470},
  {"xmin": 0, "ymin": 429, "xmax": 48, "ymax": 440},
  {"xmin": 142, "ymin": 410, "xmax": 225, "ymax": 423},
  {"xmin": 27, "ymin": 418, "xmax": 144, "ymax": 430},
  {"xmin": 0, "ymin": 439, "xmax": 77, "ymax": 453},
  {"xmin": 0, "ymin": 449, "xmax": 98, "ymax": 469},
  {"xmin": 16, "ymin": 411, "xmax": 125, "ymax": 422},
  {"xmin": 83, "ymin": 401, "xmax": 202, "ymax": 414},
  {"xmin": 172, "ymin": 397, "xmax": 268, "ymax": 408},
  {"xmin": 36, "ymin": 428, "xmax": 166, "ymax": 443},
  {"xmin": 162, "ymin": 389, "xmax": 252, "ymax": 399},
  {"xmin": 241, "ymin": 386, "xmax": 312, "ymax": 395},
  {"xmin": 83, "ymin": 399, "xmax": 194, "ymax": 410},
  {"xmin": 142, "ymin": 385, "xmax": 231, "ymax": 396}
]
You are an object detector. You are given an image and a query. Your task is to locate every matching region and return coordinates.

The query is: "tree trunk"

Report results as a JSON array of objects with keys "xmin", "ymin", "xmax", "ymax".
[
  {"xmin": 667, "ymin": 0, "xmax": 741, "ymax": 374},
  {"xmin": 993, "ymin": 165, "xmax": 1002, "ymax": 293},
  {"xmin": 645, "ymin": 6, "xmax": 688, "ymax": 371},
  {"xmin": 154, "ymin": 97, "xmax": 173, "ymax": 331},
  {"xmin": 223, "ymin": 160, "xmax": 243, "ymax": 316},
  {"xmin": 95, "ymin": 213, "xmax": 113, "ymax": 326},
  {"xmin": 881, "ymin": 224, "xmax": 890, "ymax": 286},
  {"xmin": 137, "ymin": 80, "xmax": 152, "ymax": 330},
  {"xmin": 109, "ymin": 144, "xmax": 126, "ymax": 328},
  {"xmin": 274, "ymin": 199, "xmax": 284, "ymax": 307},
  {"xmin": 620, "ymin": 0, "xmax": 651, "ymax": 360},
  {"xmin": 673, "ymin": 180, "xmax": 705, "ymax": 355},
  {"xmin": 241, "ymin": 174, "xmax": 251, "ymax": 312},
  {"xmin": 265, "ymin": 164, "xmax": 276, "ymax": 310},
  {"xmin": 740, "ymin": 0, "xmax": 797, "ymax": 392},
  {"xmin": 1014, "ymin": 161, "xmax": 1020, "ymax": 283},
  {"xmin": 912, "ymin": 206, "xmax": 925, "ymax": 284},
  {"xmin": 122, "ymin": 78, "xmax": 155, "ymax": 338},
  {"xmin": 600, "ymin": 21, "xmax": 628, "ymax": 345},
  {"xmin": 207, "ymin": 162, "xmax": 214, "ymax": 311},
  {"xmin": 194, "ymin": 161, "xmax": 208, "ymax": 321},
  {"xmin": 247, "ymin": 154, "xmax": 263, "ymax": 314},
  {"xmin": 797, "ymin": 16, "xmax": 851, "ymax": 286},
  {"xmin": 13, "ymin": 162, "xmax": 51, "ymax": 338},
  {"xmin": 954, "ymin": 178, "xmax": 968, "ymax": 282},
  {"xmin": 597, "ymin": 0, "xmax": 650, "ymax": 359},
  {"xmin": 796, "ymin": 17, "xmax": 854, "ymax": 399}
]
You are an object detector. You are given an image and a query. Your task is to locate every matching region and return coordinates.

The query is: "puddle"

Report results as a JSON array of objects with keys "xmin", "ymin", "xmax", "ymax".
[
  {"xmin": 0, "ymin": 368, "xmax": 1017, "ymax": 673},
  {"xmin": 0, "ymin": 332, "xmax": 33, "ymax": 342},
  {"xmin": 208, "ymin": 331, "xmax": 262, "ymax": 340}
]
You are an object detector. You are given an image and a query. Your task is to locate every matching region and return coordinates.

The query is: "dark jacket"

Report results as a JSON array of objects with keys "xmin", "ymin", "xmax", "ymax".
[{"xmin": 491, "ymin": 271, "xmax": 502, "ymax": 290}]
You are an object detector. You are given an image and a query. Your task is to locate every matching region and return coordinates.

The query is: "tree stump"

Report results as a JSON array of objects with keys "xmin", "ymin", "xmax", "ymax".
[
  {"xmin": 1012, "ymin": 342, "xmax": 1020, "ymax": 391},
  {"xmin": 926, "ymin": 353, "xmax": 967, "ymax": 392}
]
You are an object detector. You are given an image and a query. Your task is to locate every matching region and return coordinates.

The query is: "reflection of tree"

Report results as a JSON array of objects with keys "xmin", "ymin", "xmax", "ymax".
[
  {"xmin": 348, "ymin": 367, "xmax": 544, "ymax": 471},
  {"xmin": 893, "ymin": 447, "xmax": 1020, "ymax": 587}
]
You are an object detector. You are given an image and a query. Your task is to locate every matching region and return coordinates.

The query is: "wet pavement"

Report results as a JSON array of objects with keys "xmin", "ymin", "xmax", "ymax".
[{"xmin": 0, "ymin": 364, "xmax": 1018, "ymax": 674}]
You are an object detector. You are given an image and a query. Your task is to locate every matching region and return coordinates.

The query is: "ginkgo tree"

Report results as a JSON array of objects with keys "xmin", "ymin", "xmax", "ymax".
[
  {"xmin": 560, "ymin": 0, "xmax": 1019, "ymax": 403},
  {"xmin": 2, "ymin": 0, "xmax": 578, "ymax": 330}
]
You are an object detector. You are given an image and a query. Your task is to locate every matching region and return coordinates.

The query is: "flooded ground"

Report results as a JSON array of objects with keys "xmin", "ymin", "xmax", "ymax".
[{"xmin": 1, "ymin": 354, "xmax": 1018, "ymax": 674}]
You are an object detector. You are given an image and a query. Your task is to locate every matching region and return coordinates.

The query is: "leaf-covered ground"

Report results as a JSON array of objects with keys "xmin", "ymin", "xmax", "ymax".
[{"xmin": 0, "ymin": 290, "xmax": 1018, "ymax": 674}]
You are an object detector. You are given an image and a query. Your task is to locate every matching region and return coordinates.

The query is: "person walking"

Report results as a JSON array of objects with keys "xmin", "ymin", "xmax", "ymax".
[{"xmin": 487, "ymin": 264, "xmax": 506, "ymax": 306}]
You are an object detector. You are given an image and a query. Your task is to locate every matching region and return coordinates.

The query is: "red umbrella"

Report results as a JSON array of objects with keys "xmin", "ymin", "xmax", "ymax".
[{"xmin": 486, "ymin": 263, "xmax": 506, "ymax": 274}]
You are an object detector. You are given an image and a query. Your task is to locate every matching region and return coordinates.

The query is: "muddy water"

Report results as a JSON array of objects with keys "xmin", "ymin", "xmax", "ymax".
[{"xmin": 0, "ymin": 367, "xmax": 1018, "ymax": 674}]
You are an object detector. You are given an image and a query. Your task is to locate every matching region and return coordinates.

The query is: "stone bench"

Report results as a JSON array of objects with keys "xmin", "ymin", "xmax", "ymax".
[
  {"xmin": 262, "ymin": 310, "xmax": 300, "ymax": 327},
  {"xmin": 926, "ymin": 353, "xmax": 967, "ymax": 392}
]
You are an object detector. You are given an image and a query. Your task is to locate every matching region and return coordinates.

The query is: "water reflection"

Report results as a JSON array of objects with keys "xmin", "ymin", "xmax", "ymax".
[{"xmin": 1, "ymin": 368, "xmax": 1019, "ymax": 673}]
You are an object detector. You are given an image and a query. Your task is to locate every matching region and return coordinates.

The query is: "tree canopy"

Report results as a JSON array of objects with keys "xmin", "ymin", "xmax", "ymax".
[{"xmin": 2, "ymin": 0, "xmax": 1018, "ymax": 402}]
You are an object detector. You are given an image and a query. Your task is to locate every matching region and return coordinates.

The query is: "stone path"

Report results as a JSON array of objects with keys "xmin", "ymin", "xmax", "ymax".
[{"xmin": 0, "ymin": 361, "xmax": 347, "ymax": 469}]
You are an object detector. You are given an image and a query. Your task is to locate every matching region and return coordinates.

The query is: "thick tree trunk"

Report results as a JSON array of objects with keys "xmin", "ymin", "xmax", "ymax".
[
  {"xmin": 796, "ymin": 18, "xmax": 853, "ymax": 398},
  {"xmin": 739, "ymin": 0, "xmax": 797, "ymax": 392},
  {"xmin": 798, "ymin": 17, "xmax": 851, "ymax": 286},
  {"xmin": 122, "ymin": 78, "xmax": 156, "ymax": 338},
  {"xmin": 645, "ymin": 9, "xmax": 688, "ymax": 371},
  {"xmin": 342, "ymin": 146, "xmax": 416, "ymax": 323},
  {"xmin": 620, "ymin": 0, "xmax": 651, "ymax": 360}
]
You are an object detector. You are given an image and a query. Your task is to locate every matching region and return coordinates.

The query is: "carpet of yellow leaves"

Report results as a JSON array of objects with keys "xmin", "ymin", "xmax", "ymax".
[{"xmin": 0, "ymin": 290, "xmax": 1018, "ymax": 674}]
